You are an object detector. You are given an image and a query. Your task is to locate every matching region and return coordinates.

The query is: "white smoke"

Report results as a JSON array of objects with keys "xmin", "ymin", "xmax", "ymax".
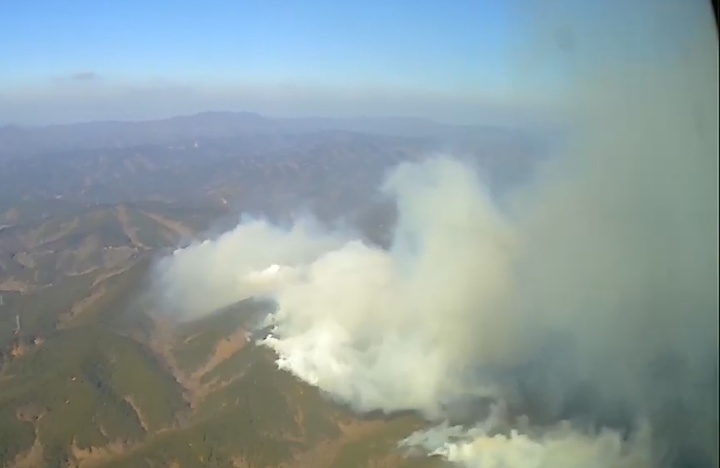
[
  {"xmin": 152, "ymin": 217, "xmax": 345, "ymax": 320},
  {"xmin": 151, "ymin": 1, "xmax": 718, "ymax": 466},
  {"xmin": 401, "ymin": 420, "xmax": 654, "ymax": 468},
  {"xmin": 258, "ymin": 158, "xmax": 524, "ymax": 416},
  {"xmin": 157, "ymin": 156, "xmax": 523, "ymax": 416}
]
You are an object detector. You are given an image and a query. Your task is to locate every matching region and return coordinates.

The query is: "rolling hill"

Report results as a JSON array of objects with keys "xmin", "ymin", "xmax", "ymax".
[{"xmin": 0, "ymin": 113, "xmax": 543, "ymax": 467}]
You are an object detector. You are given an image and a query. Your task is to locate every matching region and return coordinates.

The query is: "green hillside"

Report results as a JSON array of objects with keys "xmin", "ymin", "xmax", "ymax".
[
  {"xmin": 0, "ymin": 326, "xmax": 188, "ymax": 467},
  {"xmin": 0, "ymin": 200, "xmax": 429, "ymax": 467}
]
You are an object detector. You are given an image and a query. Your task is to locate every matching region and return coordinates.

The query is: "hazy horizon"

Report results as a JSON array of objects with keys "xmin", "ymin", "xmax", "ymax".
[
  {"xmin": 3, "ymin": 0, "xmax": 709, "ymax": 126},
  {"xmin": 0, "ymin": 108, "xmax": 543, "ymax": 129},
  {"xmin": 0, "ymin": 84, "xmax": 564, "ymax": 127}
]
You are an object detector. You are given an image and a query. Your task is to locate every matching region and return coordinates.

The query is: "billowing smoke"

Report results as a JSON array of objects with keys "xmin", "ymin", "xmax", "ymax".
[
  {"xmin": 156, "ymin": 157, "xmax": 526, "ymax": 417},
  {"xmin": 153, "ymin": 218, "xmax": 346, "ymax": 320},
  {"xmin": 400, "ymin": 416, "xmax": 655, "ymax": 468},
  {"xmin": 150, "ymin": 1, "xmax": 718, "ymax": 466}
]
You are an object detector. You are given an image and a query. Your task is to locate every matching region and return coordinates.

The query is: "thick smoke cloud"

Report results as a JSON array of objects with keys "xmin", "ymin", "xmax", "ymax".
[
  {"xmin": 155, "ymin": 157, "xmax": 525, "ymax": 417},
  {"xmin": 151, "ymin": 1, "xmax": 717, "ymax": 466},
  {"xmin": 400, "ymin": 417, "xmax": 654, "ymax": 468},
  {"xmin": 152, "ymin": 218, "xmax": 346, "ymax": 320},
  {"xmin": 258, "ymin": 158, "xmax": 527, "ymax": 417}
]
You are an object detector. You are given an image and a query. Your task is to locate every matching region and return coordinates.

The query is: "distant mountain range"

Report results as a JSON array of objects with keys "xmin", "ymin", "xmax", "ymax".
[{"xmin": 0, "ymin": 111, "xmax": 545, "ymax": 159}]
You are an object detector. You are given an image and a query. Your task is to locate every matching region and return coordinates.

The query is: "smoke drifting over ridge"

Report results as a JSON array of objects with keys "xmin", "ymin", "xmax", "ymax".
[{"xmin": 151, "ymin": 1, "xmax": 718, "ymax": 466}]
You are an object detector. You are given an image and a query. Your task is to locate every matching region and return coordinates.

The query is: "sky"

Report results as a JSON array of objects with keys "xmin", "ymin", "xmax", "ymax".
[{"xmin": 0, "ymin": 0, "xmax": 714, "ymax": 124}]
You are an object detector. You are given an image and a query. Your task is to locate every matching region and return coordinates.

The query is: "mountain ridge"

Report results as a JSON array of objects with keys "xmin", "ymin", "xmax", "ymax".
[{"xmin": 0, "ymin": 111, "xmax": 542, "ymax": 159}]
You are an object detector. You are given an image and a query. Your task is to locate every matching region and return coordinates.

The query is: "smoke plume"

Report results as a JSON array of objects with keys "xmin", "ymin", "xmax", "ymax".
[{"xmin": 151, "ymin": 1, "xmax": 718, "ymax": 466}]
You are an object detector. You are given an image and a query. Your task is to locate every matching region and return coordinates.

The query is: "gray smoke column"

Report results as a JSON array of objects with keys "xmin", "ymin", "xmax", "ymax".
[
  {"xmin": 150, "ymin": 1, "xmax": 718, "ymax": 466},
  {"xmin": 507, "ymin": 2, "xmax": 719, "ymax": 464}
]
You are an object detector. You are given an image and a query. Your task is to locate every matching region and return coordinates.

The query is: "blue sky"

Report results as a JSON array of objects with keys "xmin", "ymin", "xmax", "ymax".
[
  {"xmin": 1, "ymin": 1, "xmax": 525, "ymax": 89},
  {"xmin": 0, "ymin": 0, "xmax": 714, "ymax": 124}
]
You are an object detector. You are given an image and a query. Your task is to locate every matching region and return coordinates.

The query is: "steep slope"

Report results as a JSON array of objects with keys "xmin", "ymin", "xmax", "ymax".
[
  {"xmin": 97, "ymin": 308, "xmax": 429, "ymax": 468},
  {"xmin": 0, "ymin": 248, "xmax": 430, "ymax": 468},
  {"xmin": 1, "ymin": 291, "xmax": 430, "ymax": 467},
  {"xmin": 0, "ymin": 326, "xmax": 188, "ymax": 467}
]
